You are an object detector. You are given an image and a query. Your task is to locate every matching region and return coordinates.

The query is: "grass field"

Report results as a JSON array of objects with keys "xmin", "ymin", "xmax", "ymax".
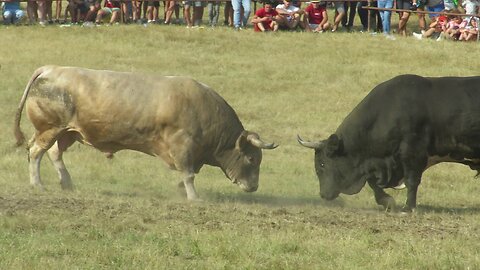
[{"xmin": 1, "ymin": 18, "xmax": 480, "ymax": 269}]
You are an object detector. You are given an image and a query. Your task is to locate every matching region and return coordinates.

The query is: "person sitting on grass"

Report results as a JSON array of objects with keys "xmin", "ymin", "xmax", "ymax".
[
  {"xmin": 95, "ymin": 0, "xmax": 121, "ymax": 25},
  {"xmin": 459, "ymin": 16, "xmax": 479, "ymax": 41},
  {"xmin": 303, "ymin": 0, "xmax": 330, "ymax": 32},
  {"xmin": 252, "ymin": 1, "xmax": 278, "ymax": 32},
  {"xmin": 275, "ymin": 0, "xmax": 304, "ymax": 30},
  {"xmin": 2, "ymin": 0, "xmax": 24, "ymax": 25},
  {"xmin": 412, "ymin": 13, "xmax": 448, "ymax": 41}
]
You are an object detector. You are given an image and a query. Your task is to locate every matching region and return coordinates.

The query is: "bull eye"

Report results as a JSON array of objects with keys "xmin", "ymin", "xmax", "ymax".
[{"xmin": 247, "ymin": 156, "xmax": 255, "ymax": 164}]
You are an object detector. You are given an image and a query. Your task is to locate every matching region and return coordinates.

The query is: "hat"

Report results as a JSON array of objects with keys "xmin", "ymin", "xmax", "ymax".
[{"xmin": 311, "ymin": 0, "xmax": 320, "ymax": 2}]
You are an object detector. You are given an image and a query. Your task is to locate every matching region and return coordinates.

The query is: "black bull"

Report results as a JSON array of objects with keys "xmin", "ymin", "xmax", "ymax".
[{"xmin": 298, "ymin": 74, "xmax": 480, "ymax": 212}]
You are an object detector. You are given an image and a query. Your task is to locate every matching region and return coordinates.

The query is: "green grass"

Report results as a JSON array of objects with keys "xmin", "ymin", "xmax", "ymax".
[{"xmin": 1, "ymin": 20, "xmax": 480, "ymax": 269}]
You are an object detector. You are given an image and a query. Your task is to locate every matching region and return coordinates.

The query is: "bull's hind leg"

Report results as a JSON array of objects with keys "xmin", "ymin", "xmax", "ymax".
[
  {"xmin": 46, "ymin": 132, "xmax": 77, "ymax": 190},
  {"xmin": 28, "ymin": 128, "xmax": 66, "ymax": 190},
  {"xmin": 47, "ymin": 142, "xmax": 73, "ymax": 190},
  {"xmin": 28, "ymin": 141, "xmax": 47, "ymax": 189}
]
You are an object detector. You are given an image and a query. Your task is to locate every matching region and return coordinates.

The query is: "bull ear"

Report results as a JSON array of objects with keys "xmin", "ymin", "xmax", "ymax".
[
  {"xmin": 235, "ymin": 131, "xmax": 250, "ymax": 152},
  {"xmin": 325, "ymin": 134, "xmax": 344, "ymax": 157}
]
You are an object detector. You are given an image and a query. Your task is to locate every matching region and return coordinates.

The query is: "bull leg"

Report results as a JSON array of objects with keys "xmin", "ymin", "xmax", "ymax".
[
  {"xmin": 368, "ymin": 179, "xmax": 396, "ymax": 211},
  {"xmin": 402, "ymin": 172, "xmax": 422, "ymax": 212},
  {"xmin": 28, "ymin": 142, "xmax": 47, "ymax": 190},
  {"xmin": 180, "ymin": 172, "xmax": 200, "ymax": 201},
  {"xmin": 47, "ymin": 142, "xmax": 73, "ymax": 190}
]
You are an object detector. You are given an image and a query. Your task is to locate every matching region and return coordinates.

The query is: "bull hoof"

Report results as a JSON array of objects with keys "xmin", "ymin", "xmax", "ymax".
[
  {"xmin": 400, "ymin": 206, "xmax": 416, "ymax": 214},
  {"xmin": 378, "ymin": 196, "xmax": 396, "ymax": 211}
]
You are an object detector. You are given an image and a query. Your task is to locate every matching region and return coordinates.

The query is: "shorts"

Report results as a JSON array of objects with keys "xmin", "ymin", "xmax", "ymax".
[
  {"xmin": 309, "ymin": 23, "xmax": 319, "ymax": 29},
  {"xmin": 183, "ymin": 1, "xmax": 206, "ymax": 7},
  {"xmin": 334, "ymin": 1, "xmax": 345, "ymax": 12},
  {"xmin": 77, "ymin": 2, "xmax": 89, "ymax": 13},
  {"xmin": 426, "ymin": 3, "xmax": 445, "ymax": 18},
  {"xmin": 102, "ymin": 7, "xmax": 120, "ymax": 13},
  {"xmin": 86, "ymin": 0, "xmax": 100, "ymax": 7},
  {"xmin": 147, "ymin": 0, "xmax": 160, "ymax": 7},
  {"xmin": 395, "ymin": 0, "xmax": 412, "ymax": 10}
]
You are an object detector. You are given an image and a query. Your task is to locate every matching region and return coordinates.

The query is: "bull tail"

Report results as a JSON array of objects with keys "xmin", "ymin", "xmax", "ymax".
[{"xmin": 14, "ymin": 67, "xmax": 46, "ymax": 146}]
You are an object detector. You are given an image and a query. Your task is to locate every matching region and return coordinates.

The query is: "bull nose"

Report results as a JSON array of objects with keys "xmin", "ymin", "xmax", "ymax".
[
  {"xmin": 320, "ymin": 193, "xmax": 337, "ymax": 201},
  {"xmin": 244, "ymin": 186, "xmax": 258, "ymax": 192}
]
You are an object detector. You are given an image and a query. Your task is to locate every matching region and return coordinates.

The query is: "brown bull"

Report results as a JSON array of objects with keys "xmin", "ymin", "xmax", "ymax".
[{"xmin": 14, "ymin": 66, "xmax": 278, "ymax": 200}]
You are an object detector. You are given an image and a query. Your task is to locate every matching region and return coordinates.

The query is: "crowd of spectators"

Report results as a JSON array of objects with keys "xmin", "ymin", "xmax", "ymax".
[{"xmin": 1, "ymin": 0, "xmax": 479, "ymax": 41}]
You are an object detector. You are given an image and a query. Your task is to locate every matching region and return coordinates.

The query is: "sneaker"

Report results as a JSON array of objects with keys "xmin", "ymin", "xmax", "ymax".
[
  {"xmin": 436, "ymin": 32, "xmax": 444, "ymax": 41},
  {"xmin": 385, "ymin": 34, "xmax": 396, "ymax": 40},
  {"xmin": 82, "ymin": 21, "xmax": 94, "ymax": 27},
  {"xmin": 412, "ymin": 32, "xmax": 423, "ymax": 40}
]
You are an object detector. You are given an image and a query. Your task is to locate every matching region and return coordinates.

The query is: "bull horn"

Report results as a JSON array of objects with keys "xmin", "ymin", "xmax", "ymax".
[
  {"xmin": 247, "ymin": 134, "xmax": 278, "ymax": 149},
  {"xmin": 297, "ymin": 135, "xmax": 323, "ymax": 149}
]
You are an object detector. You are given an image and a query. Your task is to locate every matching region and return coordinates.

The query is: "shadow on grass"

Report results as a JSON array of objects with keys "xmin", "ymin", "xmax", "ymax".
[
  {"xmin": 417, "ymin": 204, "xmax": 480, "ymax": 215},
  {"xmin": 202, "ymin": 190, "xmax": 346, "ymax": 208}
]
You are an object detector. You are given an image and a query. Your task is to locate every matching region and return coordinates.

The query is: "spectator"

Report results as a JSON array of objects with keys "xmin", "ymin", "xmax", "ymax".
[
  {"xmin": 95, "ymin": 0, "xmax": 121, "ymax": 24},
  {"xmin": 3, "ymin": 0, "xmax": 24, "ymax": 25},
  {"xmin": 224, "ymin": 1, "xmax": 233, "ymax": 26},
  {"xmin": 342, "ymin": 0, "xmax": 358, "ymax": 31},
  {"xmin": 462, "ymin": 0, "xmax": 480, "ymax": 15},
  {"xmin": 145, "ymin": 0, "xmax": 159, "ymax": 23},
  {"xmin": 207, "ymin": 0, "xmax": 220, "ymax": 27},
  {"xmin": 27, "ymin": 0, "xmax": 46, "ymax": 25},
  {"xmin": 275, "ymin": 0, "xmax": 303, "ymax": 30},
  {"xmin": 252, "ymin": 1, "xmax": 278, "ymax": 32},
  {"xmin": 412, "ymin": 14, "xmax": 448, "ymax": 40},
  {"xmin": 232, "ymin": 0, "xmax": 251, "ymax": 29},
  {"xmin": 396, "ymin": 0, "xmax": 413, "ymax": 36},
  {"xmin": 183, "ymin": 0, "xmax": 193, "ymax": 27},
  {"xmin": 445, "ymin": 14, "xmax": 463, "ymax": 39},
  {"xmin": 357, "ymin": 0, "xmax": 382, "ymax": 33},
  {"xmin": 459, "ymin": 16, "xmax": 479, "ymax": 41},
  {"xmin": 83, "ymin": 0, "xmax": 101, "ymax": 25},
  {"xmin": 164, "ymin": 0, "xmax": 176, "ymax": 24},
  {"xmin": 377, "ymin": 0, "xmax": 395, "ymax": 39},
  {"xmin": 331, "ymin": 0, "xmax": 345, "ymax": 31},
  {"xmin": 303, "ymin": 0, "xmax": 330, "ymax": 32},
  {"xmin": 193, "ymin": 1, "xmax": 206, "ymax": 26}
]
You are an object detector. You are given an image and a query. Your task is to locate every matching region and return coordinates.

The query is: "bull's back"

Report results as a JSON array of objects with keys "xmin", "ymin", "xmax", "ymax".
[
  {"xmin": 26, "ymin": 66, "xmax": 238, "ymax": 154},
  {"xmin": 339, "ymin": 75, "xmax": 480, "ymax": 154}
]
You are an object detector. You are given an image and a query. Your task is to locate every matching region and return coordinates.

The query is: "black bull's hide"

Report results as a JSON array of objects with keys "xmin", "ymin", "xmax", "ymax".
[{"xmin": 299, "ymin": 74, "xmax": 480, "ymax": 211}]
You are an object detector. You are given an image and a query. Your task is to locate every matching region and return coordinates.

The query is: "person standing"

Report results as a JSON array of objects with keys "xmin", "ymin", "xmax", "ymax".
[
  {"xmin": 378, "ymin": 0, "xmax": 395, "ymax": 39},
  {"xmin": 232, "ymin": 0, "xmax": 251, "ymax": 29}
]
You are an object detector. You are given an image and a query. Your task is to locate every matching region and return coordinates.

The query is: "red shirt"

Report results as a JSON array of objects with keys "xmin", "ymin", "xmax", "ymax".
[
  {"xmin": 305, "ymin": 4, "xmax": 326, "ymax": 24},
  {"xmin": 254, "ymin": 8, "xmax": 278, "ymax": 31},
  {"xmin": 255, "ymin": 8, "xmax": 278, "ymax": 21}
]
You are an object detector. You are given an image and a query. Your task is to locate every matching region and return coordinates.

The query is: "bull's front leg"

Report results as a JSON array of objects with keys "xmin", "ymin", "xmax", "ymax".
[
  {"xmin": 367, "ymin": 179, "xmax": 396, "ymax": 211},
  {"xmin": 402, "ymin": 173, "xmax": 421, "ymax": 212},
  {"xmin": 179, "ymin": 172, "xmax": 200, "ymax": 200}
]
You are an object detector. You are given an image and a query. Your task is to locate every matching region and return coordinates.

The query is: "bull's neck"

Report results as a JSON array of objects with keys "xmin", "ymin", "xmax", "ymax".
[{"xmin": 214, "ymin": 148, "xmax": 239, "ymax": 179}]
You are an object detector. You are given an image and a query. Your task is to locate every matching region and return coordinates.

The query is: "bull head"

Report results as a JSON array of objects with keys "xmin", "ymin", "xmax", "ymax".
[{"xmin": 221, "ymin": 131, "xmax": 277, "ymax": 193}]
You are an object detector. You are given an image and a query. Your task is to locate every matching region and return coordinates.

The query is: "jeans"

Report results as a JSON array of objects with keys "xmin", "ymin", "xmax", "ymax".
[
  {"xmin": 231, "ymin": 0, "xmax": 250, "ymax": 28},
  {"xmin": 3, "ymin": 9, "xmax": 24, "ymax": 24},
  {"xmin": 377, "ymin": 0, "xmax": 393, "ymax": 34},
  {"xmin": 207, "ymin": 1, "xmax": 220, "ymax": 26}
]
